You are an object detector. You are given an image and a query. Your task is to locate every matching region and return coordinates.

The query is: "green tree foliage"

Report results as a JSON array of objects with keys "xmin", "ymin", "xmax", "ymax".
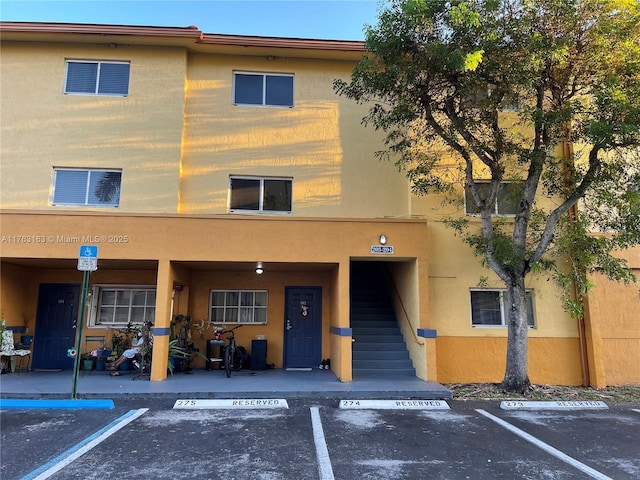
[{"xmin": 335, "ymin": 0, "xmax": 640, "ymax": 392}]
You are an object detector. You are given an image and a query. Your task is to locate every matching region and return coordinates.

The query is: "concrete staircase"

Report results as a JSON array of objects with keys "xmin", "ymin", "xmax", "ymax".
[{"xmin": 351, "ymin": 263, "xmax": 416, "ymax": 377}]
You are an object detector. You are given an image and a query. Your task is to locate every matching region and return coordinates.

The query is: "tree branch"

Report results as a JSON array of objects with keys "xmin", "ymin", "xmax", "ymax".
[{"xmin": 529, "ymin": 145, "xmax": 603, "ymax": 265}]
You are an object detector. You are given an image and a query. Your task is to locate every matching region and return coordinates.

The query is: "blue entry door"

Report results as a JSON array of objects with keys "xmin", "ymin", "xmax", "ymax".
[
  {"xmin": 32, "ymin": 283, "xmax": 80, "ymax": 370},
  {"xmin": 284, "ymin": 287, "xmax": 322, "ymax": 368}
]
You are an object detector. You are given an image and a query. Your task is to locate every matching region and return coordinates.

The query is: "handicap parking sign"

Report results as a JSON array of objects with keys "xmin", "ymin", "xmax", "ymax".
[{"xmin": 78, "ymin": 245, "xmax": 98, "ymax": 271}]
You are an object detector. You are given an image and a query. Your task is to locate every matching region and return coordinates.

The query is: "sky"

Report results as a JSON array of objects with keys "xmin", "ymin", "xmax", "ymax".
[{"xmin": 0, "ymin": 0, "xmax": 384, "ymax": 40}]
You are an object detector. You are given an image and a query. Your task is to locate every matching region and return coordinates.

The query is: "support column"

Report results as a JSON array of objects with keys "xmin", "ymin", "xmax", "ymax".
[
  {"xmin": 330, "ymin": 259, "xmax": 352, "ymax": 382},
  {"xmin": 151, "ymin": 259, "xmax": 173, "ymax": 381}
]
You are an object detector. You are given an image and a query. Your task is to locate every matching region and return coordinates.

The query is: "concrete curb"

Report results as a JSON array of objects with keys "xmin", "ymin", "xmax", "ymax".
[{"xmin": 0, "ymin": 399, "xmax": 115, "ymax": 409}]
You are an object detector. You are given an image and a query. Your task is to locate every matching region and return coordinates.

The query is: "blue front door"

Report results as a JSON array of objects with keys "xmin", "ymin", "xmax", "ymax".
[
  {"xmin": 284, "ymin": 287, "xmax": 322, "ymax": 368},
  {"xmin": 32, "ymin": 283, "xmax": 80, "ymax": 370}
]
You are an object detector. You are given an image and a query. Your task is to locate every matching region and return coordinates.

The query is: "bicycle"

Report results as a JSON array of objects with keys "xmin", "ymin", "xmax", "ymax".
[{"xmin": 213, "ymin": 325, "xmax": 244, "ymax": 377}]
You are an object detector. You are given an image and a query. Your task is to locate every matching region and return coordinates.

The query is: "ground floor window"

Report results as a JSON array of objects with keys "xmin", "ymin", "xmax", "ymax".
[
  {"xmin": 90, "ymin": 285, "xmax": 156, "ymax": 326},
  {"xmin": 470, "ymin": 289, "xmax": 535, "ymax": 327},
  {"xmin": 209, "ymin": 290, "xmax": 268, "ymax": 324}
]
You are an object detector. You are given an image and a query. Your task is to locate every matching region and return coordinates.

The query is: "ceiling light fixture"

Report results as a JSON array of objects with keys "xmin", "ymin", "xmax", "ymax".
[{"xmin": 255, "ymin": 262, "xmax": 264, "ymax": 274}]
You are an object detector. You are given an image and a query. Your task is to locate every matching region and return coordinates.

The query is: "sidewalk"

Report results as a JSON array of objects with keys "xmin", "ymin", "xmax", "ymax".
[{"xmin": 0, "ymin": 368, "xmax": 452, "ymax": 400}]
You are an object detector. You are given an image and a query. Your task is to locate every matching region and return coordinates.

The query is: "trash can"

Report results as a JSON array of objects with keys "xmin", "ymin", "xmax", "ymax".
[{"xmin": 250, "ymin": 339, "xmax": 267, "ymax": 370}]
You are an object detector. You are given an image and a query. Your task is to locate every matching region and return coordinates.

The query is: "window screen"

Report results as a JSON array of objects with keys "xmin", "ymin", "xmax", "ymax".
[
  {"xmin": 233, "ymin": 72, "xmax": 293, "ymax": 107},
  {"xmin": 230, "ymin": 177, "xmax": 292, "ymax": 213},
  {"xmin": 53, "ymin": 168, "xmax": 122, "ymax": 207}
]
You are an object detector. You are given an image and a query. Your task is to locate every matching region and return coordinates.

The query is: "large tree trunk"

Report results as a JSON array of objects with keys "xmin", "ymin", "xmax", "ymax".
[{"xmin": 501, "ymin": 277, "xmax": 532, "ymax": 393}]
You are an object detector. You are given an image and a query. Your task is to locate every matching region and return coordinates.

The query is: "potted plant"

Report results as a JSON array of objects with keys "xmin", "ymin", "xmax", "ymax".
[
  {"xmin": 82, "ymin": 352, "xmax": 95, "ymax": 371},
  {"xmin": 167, "ymin": 339, "xmax": 190, "ymax": 375},
  {"xmin": 110, "ymin": 328, "xmax": 131, "ymax": 357},
  {"xmin": 167, "ymin": 338, "xmax": 206, "ymax": 375}
]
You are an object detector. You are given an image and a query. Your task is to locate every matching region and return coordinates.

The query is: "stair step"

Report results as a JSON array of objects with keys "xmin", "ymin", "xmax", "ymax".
[
  {"xmin": 351, "ymin": 303, "xmax": 394, "ymax": 309},
  {"xmin": 351, "ymin": 312, "xmax": 395, "ymax": 319},
  {"xmin": 352, "ymin": 342, "xmax": 408, "ymax": 351},
  {"xmin": 351, "ymin": 292, "xmax": 389, "ymax": 298},
  {"xmin": 351, "ymin": 320, "xmax": 400, "ymax": 332},
  {"xmin": 351, "ymin": 291, "xmax": 390, "ymax": 297},
  {"xmin": 353, "ymin": 350, "xmax": 409, "ymax": 360},
  {"xmin": 352, "ymin": 368, "xmax": 417, "ymax": 377},
  {"xmin": 351, "ymin": 323, "xmax": 399, "ymax": 331},
  {"xmin": 351, "ymin": 327, "xmax": 401, "ymax": 335},
  {"xmin": 353, "ymin": 359, "xmax": 414, "ymax": 369},
  {"xmin": 354, "ymin": 334, "xmax": 404, "ymax": 343},
  {"xmin": 351, "ymin": 312, "xmax": 396, "ymax": 319}
]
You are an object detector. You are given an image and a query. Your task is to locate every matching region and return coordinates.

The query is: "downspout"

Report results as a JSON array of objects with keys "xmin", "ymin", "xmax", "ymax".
[
  {"xmin": 569, "ymin": 204, "xmax": 590, "ymax": 386},
  {"xmin": 563, "ymin": 134, "xmax": 590, "ymax": 386}
]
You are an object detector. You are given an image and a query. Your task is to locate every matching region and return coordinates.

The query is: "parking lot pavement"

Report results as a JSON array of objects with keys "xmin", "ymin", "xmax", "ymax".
[
  {"xmin": 0, "ymin": 403, "xmax": 135, "ymax": 480},
  {"xmin": 484, "ymin": 404, "xmax": 640, "ymax": 479},
  {"xmin": 2, "ymin": 399, "xmax": 638, "ymax": 480}
]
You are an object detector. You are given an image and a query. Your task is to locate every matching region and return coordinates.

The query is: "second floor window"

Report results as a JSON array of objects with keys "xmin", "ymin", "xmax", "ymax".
[
  {"xmin": 233, "ymin": 72, "xmax": 294, "ymax": 107},
  {"xmin": 52, "ymin": 168, "xmax": 122, "ymax": 207},
  {"xmin": 465, "ymin": 181, "xmax": 522, "ymax": 216},
  {"xmin": 229, "ymin": 176, "xmax": 292, "ymax": 213},
  {"xmin": 64, "ymin": 60, "xmax": 130, "ymax": 96}
]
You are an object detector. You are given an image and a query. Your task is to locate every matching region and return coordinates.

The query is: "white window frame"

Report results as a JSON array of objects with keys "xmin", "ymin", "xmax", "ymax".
[
  {"xmin": 52, "ymin": 167, "xmax": 122, "ymax": 207},
  {"xmin": 469, "ymin": 289, "xmax": 536, "ymax": 328},
  {"xmin": 464, "ymin": 181, "xmax": 521, "ymax": 216},
  {"xmin": 232, "ymin": 71, "xmax": 294, "ymax": 107},
  {"xmin": 64, "ymin": 60, "xmax": 130, "ymax": 96},
  {"xmin": 229, "ymin": 176, "xmax": 293, "ymax": 214},
  {"xmin": 89, "ymin": 285, "xmax": 156, "ymax": 327},
  {"xmin": 209, "ymin": 290, "xmax": 268, "ymax": 325}
]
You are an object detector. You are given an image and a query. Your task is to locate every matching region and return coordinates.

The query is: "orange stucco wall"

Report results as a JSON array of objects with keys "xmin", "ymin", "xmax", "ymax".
[
  {"xmin": 0, "ymin": 210, "xmax": 429, "ymax": 381},
  {"xmin": 585, "ymin": 251, "xmax": 640, "ymax": 386},
  {"xmin": 436, "ymin": 337, "xmax": 584, "ymax": 385},
  {"xmin": 0, "ymin": 260, "xmax": 157, "ymax": 350},
  {"xmin": 0, "ymin": 42, "xmax": 186, "ymax": 213},
  {"xmin": 183, "ymin": 269, "xmax": 334, "ymax": 369}
]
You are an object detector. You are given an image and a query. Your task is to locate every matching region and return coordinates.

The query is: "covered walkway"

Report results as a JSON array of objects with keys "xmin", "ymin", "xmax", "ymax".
[{"xmin": 0, "ymin": 368, "xmax": 451, "ymax": 400}]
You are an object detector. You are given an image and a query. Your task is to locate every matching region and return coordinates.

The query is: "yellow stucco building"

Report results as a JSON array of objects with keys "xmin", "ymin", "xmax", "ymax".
[{"xmin": 1, "ymin": 22, "xmax": 638, "ymax": 387}]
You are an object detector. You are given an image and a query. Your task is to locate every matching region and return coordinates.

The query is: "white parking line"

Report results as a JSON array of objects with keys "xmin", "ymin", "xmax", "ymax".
[
  {"xmin": 476, "ymin": 409, "xmax": 612, "ymax": 480},
  {"xmin": 20, "ymin": 408, "xmax": 148, "ymax": 480},
  {"xmin": 310, "ymin": 407, "xmax": 335, "ymax": 480},
  {"xmin": 632, "ymin": 409, "xmax": 640, "ymax": 414}
]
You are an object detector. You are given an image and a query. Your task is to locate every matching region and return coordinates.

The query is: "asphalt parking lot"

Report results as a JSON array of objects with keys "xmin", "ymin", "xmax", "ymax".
[{"xmin": 1, "ymin": 398, "xmax": 639, "ymax": 480}]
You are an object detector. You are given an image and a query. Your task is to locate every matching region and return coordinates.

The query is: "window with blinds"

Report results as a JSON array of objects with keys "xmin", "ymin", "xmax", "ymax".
[
  {"xmin": 233, "ymin": 72, "xmax": 294, "ymax": 107},
  {"xmin": 470, "ymin": 289, "xmax": 536, "ymax": 327},
  {"xmin": 52, "ymin": 168, "xmax": 122, "ymax": 207},
  {"xmin": 64, "ymin": 60, "xmax": 130, "ymax": 96}
]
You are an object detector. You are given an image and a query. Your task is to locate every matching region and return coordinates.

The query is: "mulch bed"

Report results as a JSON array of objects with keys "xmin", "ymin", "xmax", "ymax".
[{"xmin": 446, "ymin": 383, "xmax": 640, "ymax": 403}]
